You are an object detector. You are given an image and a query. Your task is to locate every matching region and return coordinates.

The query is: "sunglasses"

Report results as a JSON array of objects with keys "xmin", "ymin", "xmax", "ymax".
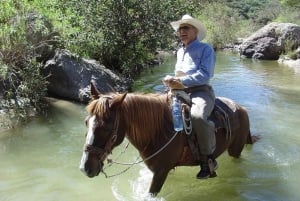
[{"xmin": 177, "ymin": 26, "xmax": 192, "ymax": 32}]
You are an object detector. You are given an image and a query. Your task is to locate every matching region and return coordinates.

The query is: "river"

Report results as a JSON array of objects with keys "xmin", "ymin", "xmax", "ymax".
[{"xmin": 0, "ymin": 52, "xmax": 300, "ymax": 201}]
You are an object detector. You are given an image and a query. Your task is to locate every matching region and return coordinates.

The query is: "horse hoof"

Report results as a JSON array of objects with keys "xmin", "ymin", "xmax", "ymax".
[{"xmin": 251, "ymin": 135, "xmax": 261, "ymax": 143}]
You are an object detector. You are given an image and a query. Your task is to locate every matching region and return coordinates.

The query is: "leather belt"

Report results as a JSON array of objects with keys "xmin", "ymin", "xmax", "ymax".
[{"xmin": 184, "ymin": 85, "xmax": 212, "ymax": 93}]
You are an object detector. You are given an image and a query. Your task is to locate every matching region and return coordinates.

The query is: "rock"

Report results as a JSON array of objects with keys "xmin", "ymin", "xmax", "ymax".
[
  {"xmin": 239, "ymin": 22, "xmax": 300, "ymax": 60},
  {"xmin": 43, "ymin": 49, "xmax": 129, "ymax": 103},
  {"xmin": 278, "ymin": 58, "xmax": 300, "ymax": 73},
  {"xmin": 297, "ymin": 47, "xmax": 300, "ymax": 59}
]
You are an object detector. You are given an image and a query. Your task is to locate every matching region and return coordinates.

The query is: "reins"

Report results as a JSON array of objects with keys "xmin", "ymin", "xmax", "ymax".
[
  {"xmin": 84, "ymin": 104, "xmax": 181, "ymax": 178},
  {"xmin": 102, "ymin": 130, "xmax": 180, "ymax": 178}
]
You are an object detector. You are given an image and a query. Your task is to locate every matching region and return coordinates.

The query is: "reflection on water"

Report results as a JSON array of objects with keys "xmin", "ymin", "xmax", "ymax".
[{"xmin": 1, "ymin": 52, "xmax": 300, "ymax": 201}]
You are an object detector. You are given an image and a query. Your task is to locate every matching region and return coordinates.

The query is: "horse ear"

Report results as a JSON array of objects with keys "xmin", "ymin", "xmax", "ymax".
[
  {"xmin": 90, "ymin": 81, "xmax": 101, "ymax": 100},
  {"xmin": 109, "ymin": 93, "xmax": 127, "ymax": 109}
]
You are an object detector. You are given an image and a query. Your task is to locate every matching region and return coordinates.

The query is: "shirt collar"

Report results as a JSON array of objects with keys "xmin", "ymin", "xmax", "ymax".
[{"xmin": 183, "ymin": 39, "xmax": 199, "ymax": 50}]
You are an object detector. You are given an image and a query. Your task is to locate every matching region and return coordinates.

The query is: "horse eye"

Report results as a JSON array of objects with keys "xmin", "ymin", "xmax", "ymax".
[{"xmin": 103, "ymin": 117, "xmax": 111, "ymax": 123}]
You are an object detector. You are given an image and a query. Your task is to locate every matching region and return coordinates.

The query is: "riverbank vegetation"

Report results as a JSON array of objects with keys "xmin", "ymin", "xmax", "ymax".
[{"xmin": 0, "ymin": 0, "xmax": 299, "ymax": 125}]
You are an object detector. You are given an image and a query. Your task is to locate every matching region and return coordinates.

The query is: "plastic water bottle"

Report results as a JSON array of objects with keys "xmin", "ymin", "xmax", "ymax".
[{"xmin": 172, "ymin": 97, "xmax": 183, "ymax": 131}]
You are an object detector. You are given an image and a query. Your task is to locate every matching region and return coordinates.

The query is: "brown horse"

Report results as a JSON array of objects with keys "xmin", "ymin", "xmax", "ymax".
[{"xmin": 79, "ymin": 82, "xmax": 258, "ymax": 196}]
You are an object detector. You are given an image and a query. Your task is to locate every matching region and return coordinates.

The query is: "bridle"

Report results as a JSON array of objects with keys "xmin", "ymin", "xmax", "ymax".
[
  {"xmin": 82, "ymin": 94, "xmax": 181, "ymax": 178},
  {"xmin": 84, "ymin": 110, "xmax": 120, "ymax": 163}
]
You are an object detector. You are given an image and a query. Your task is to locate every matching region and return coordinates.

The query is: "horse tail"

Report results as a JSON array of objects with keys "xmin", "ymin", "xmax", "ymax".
[
  {"xmin": 246, "ymin": 130, "xmax": 260, "ymax": 144},
  {"xmin": 246, "ymin": 131, "xmax": 253, "ymax": 144}
]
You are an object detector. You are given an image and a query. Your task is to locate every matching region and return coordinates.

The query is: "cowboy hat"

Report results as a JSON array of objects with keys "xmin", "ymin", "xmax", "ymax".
[{"xmin": 170, "ymin": 14, "xmax": 207, "ymax": 41}]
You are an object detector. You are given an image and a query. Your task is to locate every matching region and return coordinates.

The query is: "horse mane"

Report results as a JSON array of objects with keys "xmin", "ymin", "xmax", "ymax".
[
  {"xmin": 86, "ymin": 94, "xmax": 115, "ymax": 121},
  {"xmin": 86, "ymin": 92, "xmax": 174, "ymax": 150},
  {"xmin": 121, "ymin": 93, "xmax": 173, "ymax": 149}
]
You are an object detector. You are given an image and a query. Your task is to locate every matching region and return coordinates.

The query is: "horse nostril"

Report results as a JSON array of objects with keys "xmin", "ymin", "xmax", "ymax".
[
  {"xmin": 83, "ymin": 167, "xmax": 93, "ymax": 177},
  {"xmin": 87, "ymin": 170, "xmax": 94, "ymax": 177},
  {"xmin": 79, "ymin": 163, "xmax": 92, "ymax": 177}
]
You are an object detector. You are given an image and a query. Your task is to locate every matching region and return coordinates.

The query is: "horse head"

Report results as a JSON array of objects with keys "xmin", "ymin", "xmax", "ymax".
[{"xmin": 79, "ymin": 82, "xmax": 127, "ymax": 177}]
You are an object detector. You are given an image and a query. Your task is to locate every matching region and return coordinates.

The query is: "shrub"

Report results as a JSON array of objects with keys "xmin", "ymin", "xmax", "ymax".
[
  {"xmin": 195, "ymin": 2, "xmax": 239, "ymax": 49},
  {"xmin": 54, "ymin": 0, "xmax": 189, "ymax": 77},
  {"xmin": 0, "ymin": 2, "xmax": 49, "ymax": 122}
]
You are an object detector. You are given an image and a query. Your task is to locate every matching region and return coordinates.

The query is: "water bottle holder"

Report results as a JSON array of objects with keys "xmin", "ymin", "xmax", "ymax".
[{"xmin": 172, "ymin": 97, "xmax": 183, "ymax": 131}]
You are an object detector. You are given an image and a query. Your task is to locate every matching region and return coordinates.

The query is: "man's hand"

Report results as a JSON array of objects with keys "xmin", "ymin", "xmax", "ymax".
[{"xmin": 163, "ymin": 75, "xmax": 186, "ymax": 89}]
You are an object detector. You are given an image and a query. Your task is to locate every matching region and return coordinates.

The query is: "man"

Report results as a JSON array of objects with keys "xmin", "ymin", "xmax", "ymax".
[{"xmin": 164, "ymin": 14, "xmax": 217, "ymax": 179}]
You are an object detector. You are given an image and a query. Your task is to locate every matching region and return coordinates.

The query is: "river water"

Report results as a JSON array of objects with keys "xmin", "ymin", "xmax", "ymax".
[{"xmin": 0, "ymin": 52, "xmax": 300, "ymax": 201}]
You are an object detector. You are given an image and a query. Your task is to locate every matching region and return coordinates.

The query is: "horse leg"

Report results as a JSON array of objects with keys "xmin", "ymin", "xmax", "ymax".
[
  {"xmin": 227, "ymin": 130, "xmax": 247, "ymax": 158},
  {"xmin": 148, "ymin": 169, "xmax": 170, "ymax": 196},
  {"xmin": 228, "ymin": 107, "xmax": 250, "ymax": 158}
]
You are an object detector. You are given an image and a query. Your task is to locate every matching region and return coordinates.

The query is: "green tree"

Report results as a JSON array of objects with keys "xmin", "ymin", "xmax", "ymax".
[
  {"xmin": 0, "ymin": 0, "xmax": 51, "ymax": 121},
  {"xmin": 276, "ymin": 0, "xmax": 300, "ymax": 24},
  {"xmin": 55, "ymin": 0, "xmax": 189, "ymax": 77},
  {"xmin": 279, "ymin": 0, "xmax": 300, "ymax": 7},
  {"xmin": 197, "ymin": 2, "xmax": 239, "ymax": 48},
  {"xmin": 224, "ymin": 0, "xmax": 279, "ymax": 24}
]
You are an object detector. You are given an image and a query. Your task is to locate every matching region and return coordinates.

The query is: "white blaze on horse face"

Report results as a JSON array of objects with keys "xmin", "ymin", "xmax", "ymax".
[{"xmin": 79, "ymin": 115, "xmax": 96, "ymax": 173}]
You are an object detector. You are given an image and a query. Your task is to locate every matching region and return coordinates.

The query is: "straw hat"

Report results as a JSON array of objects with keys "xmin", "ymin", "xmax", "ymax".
[{"xmin": 170, "ymin": 14, "xmax": 207, "ymax": 41}]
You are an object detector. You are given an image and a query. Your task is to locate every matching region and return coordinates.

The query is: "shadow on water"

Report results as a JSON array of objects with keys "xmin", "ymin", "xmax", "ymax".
[{"xmin": 1, "ymin": 52, "xmax": 300, "ymax": 201}]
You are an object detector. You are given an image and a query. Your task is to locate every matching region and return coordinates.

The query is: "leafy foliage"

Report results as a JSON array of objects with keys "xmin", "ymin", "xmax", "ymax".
[
  {"xmin": 51, "ymin": 0, "xmax": 199, "ymax": 76},
  {"xmin": 275, "ymin": 6, "xmax": 300, "ymax": 25},
  {"xmin": 279, "ymin": 0, "xmax": 300, "ymax": 7},
  {"xmin": 0, "ymin": 1, "xmax": 50, "ymax": 122},
  {"xmin": 197, "ymin": 2, "xmax": 239, "ymax": 48}
]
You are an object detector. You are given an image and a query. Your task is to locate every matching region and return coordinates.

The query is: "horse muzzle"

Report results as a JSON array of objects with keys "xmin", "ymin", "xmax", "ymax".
[
  {"xmin": 81, "ymin": 161, "xmax": 103, "ymax": 178},
  {"xmin": 79, "ymin": 151, "xmax": 104, "ymax": 177}
]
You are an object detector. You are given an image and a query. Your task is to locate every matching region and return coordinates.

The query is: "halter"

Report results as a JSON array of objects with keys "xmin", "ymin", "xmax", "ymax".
[
  {"xmin": 82, "ymin": 94, "xmax": 181, "ymax": 178},
  {"xmin": 84, "ymin": 109, "xmax": 120, "ymax": 163}
]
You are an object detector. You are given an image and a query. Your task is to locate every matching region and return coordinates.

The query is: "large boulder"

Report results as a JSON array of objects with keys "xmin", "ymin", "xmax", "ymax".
[
  {"xmin": 239, "ymin": 22, "xmax": 300, "ymax": 60},
  {"xmin": 43, "ymin": 49, "xmax": 129, "ymax": 103}
]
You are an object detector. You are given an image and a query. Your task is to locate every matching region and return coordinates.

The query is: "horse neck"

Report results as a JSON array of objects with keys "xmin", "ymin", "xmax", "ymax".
[{"xmin": 119, "ymin": 93, "xmax": 173, "ymax": 150}]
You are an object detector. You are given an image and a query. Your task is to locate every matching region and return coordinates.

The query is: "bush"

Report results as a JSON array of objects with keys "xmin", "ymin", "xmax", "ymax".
[
  {"xmin": 54, "ymin": 0, "xmax": 191, "ymax": 77},
  {"xmin": 1, "ymin": 0, "xmax": 192, "ymax": 123},
  {"xmin": 275, "ymin": 6, "xmax": 300, "ymax": 25},
  {"xmin": 0, "ymin": 1, "xmax": 50, "ymax": 122},
  {"xmin": 196, "ymin": 2, "xmax": 239, "ymax": 49}
]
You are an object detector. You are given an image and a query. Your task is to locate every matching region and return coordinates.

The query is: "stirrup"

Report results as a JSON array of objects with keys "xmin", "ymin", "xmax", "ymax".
[
  {"xmin": 196, "ymin": 158, "xmax": 218, "ymax": 179},
  {"xmin": 208, "ymin": 158, "xmax": 218, "ymax": 173}
]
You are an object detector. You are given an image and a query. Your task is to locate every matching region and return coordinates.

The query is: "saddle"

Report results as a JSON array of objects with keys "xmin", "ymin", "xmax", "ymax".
[
  {"xmin": 209, "ymin": 97, "xmax": 239, "ymax": 138},
  {"xmin": 179, "ymin": 95, "xmax": 240, "ymax": 161},
  {"xmin": 165, "ymin": 80, "xmax": 240, "ymax": 161},
  {"xmin": 173, "ymin": 88, "xmax": 239, "ymax": 137}
]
